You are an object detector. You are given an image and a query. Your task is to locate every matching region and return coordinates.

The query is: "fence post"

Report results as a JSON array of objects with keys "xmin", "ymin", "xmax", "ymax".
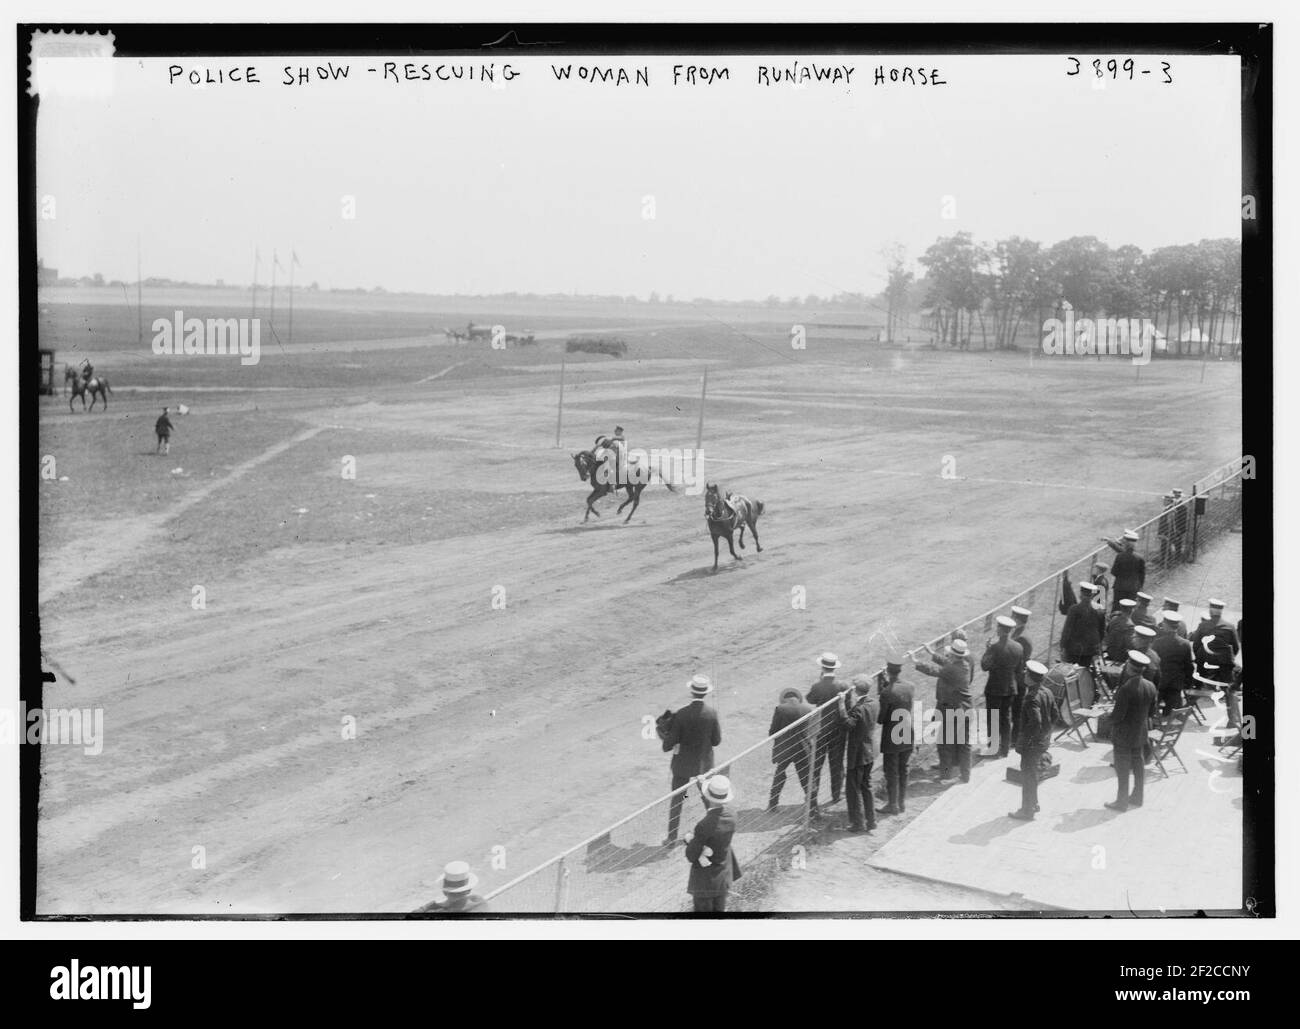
[
  {"xmin": 1047, "ymin": 573, "xmax": 1061, "ymax": 665},
  {"xmin": 553, "ymin": 856, "xmax": 569, "ymax": 914},
  {"xmin": 804, "ymin": 717, "xmax": 819, "ymax": 832},
  {"xmin": 1189, "ymin": 487, "xmax": 1200, "ymax": 564}
]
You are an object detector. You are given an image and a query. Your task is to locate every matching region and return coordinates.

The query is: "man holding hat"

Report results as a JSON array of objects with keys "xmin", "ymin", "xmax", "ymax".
[
  {"xmin": 806, "ymin": 652, "xmax": 849, "ymax": 809},
  {"xmin": 767, "ymin": 688, "xmax": 815, "ymax": 813},
  {"xmin": 685, "ymin": 774, "xmax": 741, "ymax": 913},
  {"xmin": 1009, "ymin": 661, "xmax": 1056, "ymax": 821},
  {"xmin": 412, "ymin": 861, "xmax": 486, "ymax": 914},
  {"xmin": 980, "ymin": 615, "xmax": 1023, "ymax": 758},
  {"xmin": 663, "ymin": 674, "xmax": 723, "ymax": 845},
  {"xmin": 1060, "ymin": 582, "xmax": 1105, "ymax": 666},
  {"xmin": 1103, "ymin": 530, "xmax": 1147, "ymax": 611},
  {"xmin": 1103, "ymin": 598, "xmax": 1139, "ymax": 663},
  {"xmin": 876, "ymin": 661, "xmax": 915, "ymax": 816},
  {"xmin": 1151, "ymin": 611, "xmax": 1195, "ymax": 712},
  {"xmin": 914, "ymin": 637, "xmax": 974, "ymax": 783},
  {"xmin": 1105, "ymin": 651, "xmax": 1159, "ymax": 812},
  {"xmin": 838, "ymin": 674, "xmax": 881, "ymax": 832}
]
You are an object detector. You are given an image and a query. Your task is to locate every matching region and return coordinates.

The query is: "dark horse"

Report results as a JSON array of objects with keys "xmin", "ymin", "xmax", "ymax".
[
  {"xmin": 66, "ymin": 367, "xmax": 112, "ymax": 412},
  {"xmin": 704, "ymin": 482, "xmax": 764, "ymax": 571},
  {"xmin": 572, "ymin": 448, "xmax": 676, "ymax": 523}
]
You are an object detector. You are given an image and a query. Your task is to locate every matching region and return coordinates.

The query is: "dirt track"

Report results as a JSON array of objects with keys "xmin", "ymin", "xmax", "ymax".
[{"xmin": 36, "ymin": 343, "xmax": 1241, "ymax": 913}]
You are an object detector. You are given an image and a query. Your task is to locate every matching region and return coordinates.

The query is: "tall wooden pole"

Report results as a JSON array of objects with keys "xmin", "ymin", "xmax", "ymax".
[
  {"xmin": 695, "ymin": 366, "xmax": 708, "ymax": 452},
  {"xmin": 288, "ymin": 248, "xmax": 295, "ymax": 344},
  {"xmin": 251, "ymin": 249, "xmax": 259, "ymax": 322},
  {"xmin": 136, "ymin": 236, "xmax": 143, "ymax": 345},
  {"xmin": 269, "ymin": 253, "xmax": 277, "ymax": 331},
  {"xmin": 555, "ymin": 351, "xmax": 566, "ymax": 448}
]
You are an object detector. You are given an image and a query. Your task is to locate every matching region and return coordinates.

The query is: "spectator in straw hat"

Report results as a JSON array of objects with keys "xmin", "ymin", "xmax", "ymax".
[
  {"xmin": 1060, "ymin": 582, "xmax": 1105, "ymax": 665},
  {"xmin": 662, "ymin": 674, "xmax": 722, "ymax": 846},
  {"xmin": 1009, "ymin": 661, "xmax": 1055, "ymax": 821},
  {"xmin": 876, "ymin": 660, "xmax": 915, "ymax": 817},
  {"xmin": 1151, "ymin": 611, "xmax": 1195, "ymax": 713},
  {"xmin": 767, "ymin": 688, "xmax": 815, "ymax": 814},
  {"xmin": 981, "ymin": 616, "xmax": 1023, "ymax": 759},
  {"xmin": 1131, "ymin": 592, "xmax": 1157, "ymax": 630},
  {"xmin": 1103, "ymin": 598, "xmax": 1139, "ymax": 663},
  {"xmin": 806, "ymin": 652, "xmax": 848, "ymax": 809},
  {"xmin": 838, "ymin": 673, "xmax": 880, "ymax": 832},
  {"xmin": 914, "ymin": 637, "xmax": 974, "ymax": 783},
  {"xmin": 1103, "ymin": 530, "xmax": 1147, "ymax": 611},
  {"xmin": 685, "ymin": 774, "xmax": 740, "ymax": 913},
  {"xmin": 1105, "ymin": 651, "xmax": 1159, "ymax": 813},
  {"xmin": 411, "ymin": 861, "xmax": 486, "ymax": 914}
]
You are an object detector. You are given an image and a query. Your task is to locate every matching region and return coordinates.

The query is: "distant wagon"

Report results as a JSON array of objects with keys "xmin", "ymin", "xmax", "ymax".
[{"xmin": 38, "ymin": 348, "xmax": 55, "ymax": 395}]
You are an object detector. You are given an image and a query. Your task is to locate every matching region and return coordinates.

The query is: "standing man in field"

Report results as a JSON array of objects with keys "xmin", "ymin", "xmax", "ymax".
[
  {"xmin": 980, "ymin": 615, "xmax": 1023, "ymax": 759},
  {"xmin": 914, "ymin": 638, "xmax": 974, "ymax": 784},
  {"xmin": 1060, "ymin": 581, "xmax": 1105, "ymax": 666},
  {"xmin": 767, "ymin": 688, "xmax": 815, "ymax": 814},
  {"xmin": 1008, "ymin": 660, "xmax": 1055, "ymax": 821},
  {"xmin": 1105, "ymin": 651, "xmax": 1159, "ymax": 812},
  {"xmin": 838, "ymin": 674, "xmax": 880, "ymax": 833},
  {"xmin": 155, "ymin": 407, "xmax": 175, "ymax": 455},
  {"xmin": 1102, "ymin": 530, "xmax": 1147, "ymax": 610},
  {"xmin": 806, "ymin": 652, "xmax": 849, "ymax": 809},
  {"xmin": 662, "ymin": 675, "xmax": 722, "ymax": 846},
  {"xmin": 876, "ymin": 662, "xmax": 915, "ymax": 816}
]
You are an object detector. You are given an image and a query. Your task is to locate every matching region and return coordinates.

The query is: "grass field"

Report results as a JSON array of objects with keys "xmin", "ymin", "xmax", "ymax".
[{"xmin": 35, "ymin": 287, "xmax": 1242, "ymax": 913}]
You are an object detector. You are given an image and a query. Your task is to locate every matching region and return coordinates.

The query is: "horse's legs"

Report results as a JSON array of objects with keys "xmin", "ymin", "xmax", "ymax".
[
  {"xmin": 584, "ymin": 488, "xmax": 601, "ymax": 521},
  {"xmin": 749, "ymin": 518, "xmax": 762, "ymax": 553},
  {"xmin": 712, "ymin": 533, "xmax": 720, "ymax": 571},
  {"xmin": 622, "ymin": 485, "xmax": 643, "ymax": 523},
  {"xmin": 738, "ymin": 523, "xmax": 747, "ymax": 550},
  {"xmin": 727, "ymin": 532, "xmax": 741, "ymax": 561}
]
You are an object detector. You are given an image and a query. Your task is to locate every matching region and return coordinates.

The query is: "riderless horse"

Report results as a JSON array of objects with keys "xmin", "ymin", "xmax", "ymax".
[{"xmin": 704, "ymin": 483, "xmax": 764, "ymax": 571}]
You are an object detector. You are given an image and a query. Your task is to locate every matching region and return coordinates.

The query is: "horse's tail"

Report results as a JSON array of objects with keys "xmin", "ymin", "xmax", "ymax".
[
  {"xmin": 102, "ymin": 378, "xmax": 112, "ymax": 393},
  {"xmin": 755, "ymin": 500, "xmax": 765, "ymax": 516}
]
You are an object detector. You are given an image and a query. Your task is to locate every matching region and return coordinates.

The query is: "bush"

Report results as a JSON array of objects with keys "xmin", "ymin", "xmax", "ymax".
[{"xmin": 565, "ymin": 336, "xmax": 628, "ymax": 358}]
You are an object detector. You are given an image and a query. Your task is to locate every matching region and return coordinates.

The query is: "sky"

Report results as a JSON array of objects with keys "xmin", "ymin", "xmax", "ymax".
[{"xmin": 34, "ymin": 52, "xmax": 1242, "ymax": 301}]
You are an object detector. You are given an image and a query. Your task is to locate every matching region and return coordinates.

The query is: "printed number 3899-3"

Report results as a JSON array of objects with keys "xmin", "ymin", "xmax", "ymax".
[{"xmin": 1066, "ymin": 57, "xmax": 1172, "ymax": 84}]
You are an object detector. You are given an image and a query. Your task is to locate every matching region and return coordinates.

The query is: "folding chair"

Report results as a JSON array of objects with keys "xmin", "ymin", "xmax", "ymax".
[
  {"xmin": 1053, "ymin": 691, "xmax": 1090, "ymax": 748},
  {"xmin": 1183, "ymin": 688, "xmax": 1218, "ymax": 725},
  {"xmin": 1147, "ymin": 706, "xmax": 1192, "ymax": 778}
]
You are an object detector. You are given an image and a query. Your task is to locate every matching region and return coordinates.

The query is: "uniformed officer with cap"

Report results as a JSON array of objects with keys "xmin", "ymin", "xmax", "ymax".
[
  {"xmin": 980, "ymin": 615, "xmax": 1023, "ymax": 758},
  {"xmin": 1060, "ymin": 581, "xmax": 1106, "ymax": 665},
  {"xmin": 1008, "ymin": 607, "xmax": 1033, "ymax": 748},
  {"xmin": 1105, "ymin": 651, "xmax": 1159, "ymax": 812},
  {"xmin": 1103, "ymin": 598, "xmax": 1139, "ymax": 663},
  {"xmin": 1008, "ymin": 660, "xmax": 1056, "ymax": 821},
  {"xmin": 1132, "ymin": 592, "xmax": 1157, "ymax": 629},
  {"xmin": 1102, "ymin": 529, "xmax": 1146, "ymax": 610}
]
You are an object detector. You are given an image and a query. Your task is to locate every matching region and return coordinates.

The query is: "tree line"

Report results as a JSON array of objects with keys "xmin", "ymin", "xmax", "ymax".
[{"xmin": 912, "ymin": 233, "xmax": 1241, "ymax": 355}]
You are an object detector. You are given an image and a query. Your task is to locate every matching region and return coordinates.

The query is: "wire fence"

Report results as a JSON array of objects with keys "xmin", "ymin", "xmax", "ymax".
[{"xmin": 469, "ymin": 466, "xmax": 1245, "ymax": 914}]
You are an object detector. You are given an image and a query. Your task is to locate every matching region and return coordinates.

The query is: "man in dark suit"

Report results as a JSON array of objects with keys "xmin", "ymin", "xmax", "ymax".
[
  {"xmin": 876, "ymin": 663, "xmax": 915, "ymax": 816},
  {"xmin": 663, "ymin": 674, "xmax": 722, "ymax": 845},
  {"xmin": 1150, "ymin": 611, "xmax": 1195, "ymax": 713},
  {"xmin": 767, "ymin": 688, "xmax": 815, "ymax": 813},
  {"xmin": 1009, "ymin": 606, "xmax": 1033, "ymax": 750},
  {"xmin": 914, "ymin": 638, "xmax": 974, "ymax": 783},
  {"xmin": 685, "ymin": 775, "xmax": 740, "ymax": 913},
  {"xmin": 1191, "ymin": 600, "xmax": 1240, "ymax": 671},
  {"xmin": 1103, "ymin": 530, "xmax": 1146, "ymax": 610},
  {"xmin": 1105, "ymin": 651, "xmax": 1159, "ymax": 812},
  {"xmin": 980, "ymin": 616, "xmax": 1023, "ymax": 758},
  {"xmin": 1009, "ymin": 661, "xmax": 1056, "ymax": 821},
  {"xmin": 806, "ymin": 651, "xmax": 848, "ymax": 809},
  {"xmin": 1060, "ymin": 582, "xmax": 1105, "ymax": 665},
  {"xmin": 838, "ymin": 674, "xmax": 880, "ymax": 832}
]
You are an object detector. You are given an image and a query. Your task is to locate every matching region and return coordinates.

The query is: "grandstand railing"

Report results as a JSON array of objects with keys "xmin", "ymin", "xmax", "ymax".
[{"xmin": 472, "ymin": 465, "xmax": 1245, "ymax": 914}]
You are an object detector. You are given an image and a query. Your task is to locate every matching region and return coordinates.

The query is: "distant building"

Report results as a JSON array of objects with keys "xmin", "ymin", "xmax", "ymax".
[{"xmin": 37, "ymin": 259, "xmax": 57, "ymax": 286}]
